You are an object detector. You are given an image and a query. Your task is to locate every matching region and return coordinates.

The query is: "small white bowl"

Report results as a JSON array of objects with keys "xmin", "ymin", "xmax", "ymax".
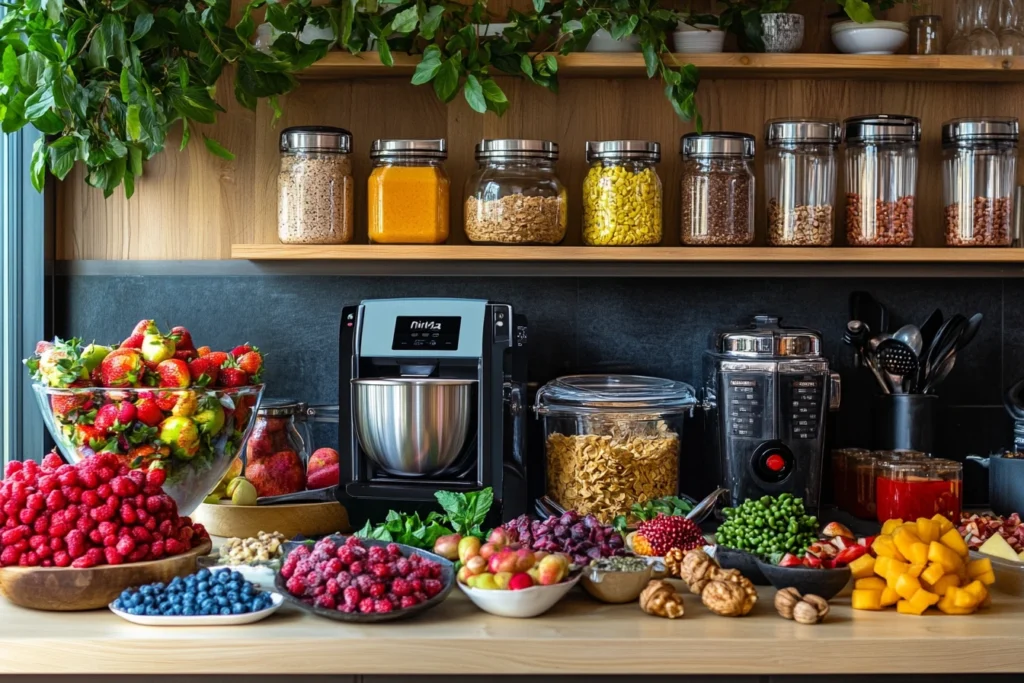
[
  {"xmin": 672, "ymin": 25, "xmax": 726, "ymax": 54},
  {"xmin": 458, "ymin": 574, "xmax": 580, "ymax": 618},
  {"xmin": 109, "ymin": 593, "xmax": 283, "ymax": 626},
  {"xmin": 220, "ymin": 564, "xmax": 277, "ymax": 592},
  {"xmin": 831, "ymin": 20, "xmax": 908, "ymax": 54},
  {"xmin": 586, "ymin": 29, "xmax": 641, "ymax": 52}
]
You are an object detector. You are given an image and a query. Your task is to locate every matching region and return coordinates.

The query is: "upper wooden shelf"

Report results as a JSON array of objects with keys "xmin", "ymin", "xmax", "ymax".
[
  {"xmin": 233, "ymin": 244, "xmax": 1024, "ymax": 262},
  {"xmin": 299, "ymin": 52, "xmax": 1024, "ymax": 81}
]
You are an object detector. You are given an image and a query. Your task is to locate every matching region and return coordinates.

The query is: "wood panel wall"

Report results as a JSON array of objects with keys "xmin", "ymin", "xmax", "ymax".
[{"xmin": 59, "ymin": 0, "xmax": 1015, "ymax": 259}]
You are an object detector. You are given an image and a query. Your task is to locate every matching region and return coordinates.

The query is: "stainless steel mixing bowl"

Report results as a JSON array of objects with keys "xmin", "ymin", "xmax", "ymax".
[{"xmin": 352, "ymin": 378, "xmax": 476, "ymax": 476}]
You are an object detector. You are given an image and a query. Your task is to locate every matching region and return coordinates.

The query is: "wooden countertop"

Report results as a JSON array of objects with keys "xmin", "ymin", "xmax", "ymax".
[{"xmin": 1, "ymin": 586, "xmax": 1022, "ymax": 675}]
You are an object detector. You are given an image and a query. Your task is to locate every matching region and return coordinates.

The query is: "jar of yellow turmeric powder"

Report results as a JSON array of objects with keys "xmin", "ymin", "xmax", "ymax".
[{"xmin": 368, "ymin": 139, "xmax": 450, "ymax": 244}]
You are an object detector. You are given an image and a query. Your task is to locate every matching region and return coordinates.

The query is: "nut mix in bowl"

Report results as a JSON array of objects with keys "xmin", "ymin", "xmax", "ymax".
[{"xmin": 25, "ymin": 321, "xmax": 265, "ymax": 515}]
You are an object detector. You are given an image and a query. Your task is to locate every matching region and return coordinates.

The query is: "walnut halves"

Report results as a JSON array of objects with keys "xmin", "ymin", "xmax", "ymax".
[
  {"xmin": 669, "ymin": 548, "xmax": 757, "ymax": 616},
  {"xmin": 640, "ymin": 580, "xmax": 685, "ymax": 619},
  {"xmin": 775, "ymin": 587, "xmax": 830, "ymax": 624}
]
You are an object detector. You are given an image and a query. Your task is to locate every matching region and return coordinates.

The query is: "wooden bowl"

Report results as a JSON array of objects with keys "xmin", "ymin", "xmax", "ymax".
[
  {"xmin": 191, "ymin": 501, "xmax": 350, "ymax": 539},
  {"xmin": 0, "ymin": 539, "xmax": 212, "ymax": 611}
]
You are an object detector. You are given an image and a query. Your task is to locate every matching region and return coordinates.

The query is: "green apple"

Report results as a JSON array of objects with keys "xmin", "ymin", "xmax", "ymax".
[
  {"xmin": 229, "ymin": 478, "xmax": 257, "ymax": 506},
  {"xmin": 158, "ymin": 416, "xmax": 200, "ymax": 459},
  {"xmin": 80, "ymin": 344, "xmax": 112, "ymax": 372},
  {"xmin": 142, "ymin": 333, "xmax": 176, "ymax": 364},
  {"xmin": 193, "ymin": 401, "xmax": 225, "ymax": 435}
]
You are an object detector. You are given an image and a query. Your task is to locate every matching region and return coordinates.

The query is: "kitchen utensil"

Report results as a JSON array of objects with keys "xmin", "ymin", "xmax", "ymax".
[
  {"xmin": 894, "ymin": 324, "xmax": 924, "ymax": 357},
  {"xmin": 755, "ymin": 559, "xmax": 852, "ymax": 601},
  {"xmin": 862, "ymin": 347, "xmax": 892, "ymax": 394},
  {"xmin": 703, "ymin": 315, "xmax": 840, "ymax": 512},
  {"xmin": 1005, "ymin": 379, "xmax": 1024, "ymax": 421},
  {"xmin": 191, "ymin": 501, "xmax": 350, "ymax": 539},
  {"xmin": 352, "ymin": 377, "xmax": 475, "ymax": 477},
  {"xmin": 920, "ymin": 309, "xmax": 943, "ymax": 352},
  {"xmin": 867, "ymin": 332, "xmax": 892, "ymax": 352},
  {"xmin": 875, "ymin": 394, "xmax": 938, "ymax": 454},
  {"xmin": 844, "ymin": 319, "xmax": 870, "ymax": 367},
  {"xmin": 686, "ymin": 487, "xmax": 728, "ymax": 523},
  {"xmin": 876, "ymin": 338, "xmax": 919, "ymax": 394},
  {"xmin": 922, "ymin": 351, "xmax": 956, "ymax": 394},
  {"xmin": 109, "ymin": 592, "xmax": 284, "ymax": 627},
  {"xmin": 957, "ymin": 312, "xmax": 983, "ymax": 350},
  {"xmin": 966, "ymin": 453, "xmax": 1024, "ymax": 517},
  {"xmin": 923, "ymin": 314, "xmax": 967, "ymax": 385}
]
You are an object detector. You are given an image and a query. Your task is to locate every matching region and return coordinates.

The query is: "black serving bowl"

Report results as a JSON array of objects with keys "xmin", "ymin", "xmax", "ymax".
[
  {"xmin": 275, "ymin": 535, "xmax": 455, "ymax": 623},
  {"xmin": 755, "ymin": 558, "xmax": 852, "ymax": 601},
  {"xmin": 713, "ymin": 547, "xmax": 769, "ymax": 585}
]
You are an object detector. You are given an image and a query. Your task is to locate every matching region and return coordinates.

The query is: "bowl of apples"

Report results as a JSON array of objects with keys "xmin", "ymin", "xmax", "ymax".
[{"xmin": 454, "ymin": 532, "xmax": 579, "ymax": 618}]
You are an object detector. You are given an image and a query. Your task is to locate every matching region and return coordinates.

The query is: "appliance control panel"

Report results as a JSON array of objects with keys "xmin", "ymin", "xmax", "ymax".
[
  {"xmin": 391, "ymin": 316, "xmax": 462, "ymax": 351},
  {"xmin": 782, "ymin": 375, "xmax": 824, "ymax": 440},
  {"xmin": 723, "ymin": 375, "xmax": 767, "ymax": 440}
]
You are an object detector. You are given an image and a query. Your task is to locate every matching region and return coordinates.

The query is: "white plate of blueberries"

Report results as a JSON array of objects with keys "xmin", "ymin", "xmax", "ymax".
[{"xmin": 109, "ymin": 567, "xmax": 284, "ymax": 626}]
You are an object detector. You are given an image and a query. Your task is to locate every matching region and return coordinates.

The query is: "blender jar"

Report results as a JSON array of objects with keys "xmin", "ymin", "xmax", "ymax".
[
  {"xmin": 942, "ymin": 117, "xmax": 1018, "ymax": 246},
  {"xmin": 534, "ymin": 375, "xmax": 696, "ymax": 524},
  {"xmin": 876, "ymin": 457, "xmax": 962, "ymax": 523},
  {"xmin": 245, "ymin": 399, "xmax": 314, "ymax": 495}
]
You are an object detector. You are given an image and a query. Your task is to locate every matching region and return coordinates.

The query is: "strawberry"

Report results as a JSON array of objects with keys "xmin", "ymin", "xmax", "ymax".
[
  {"xmin": 134, "ymin": 397, "xmax": 164, "ymax": 427},
  {"xmin": 173, "ymin": 349, "xmax": 197, "ymax": 362},
  {"xmin": 93, "ymin": 404, "xmax": 120, "ymax": 434},
  {"xmin": 170, "ymin": 326, "xmax": 194, "ymax": 351},
  {"xmin": 236, "ymin": 350, "xmax": 263, "ymax": 377},
  {"xmin": 49, "ymin": 380, "xmax": 93, "ymax": 420},
  {"xmin": 821, "ymin": 558, "xmax": 837, "ymax": 569},
  {"xmin": 187, "ymin": 357, "xmax": 220, "ymax": 386},
  {"xmin": 858, "ymin": 535, "xmax": 876, "ymax": 548},
  {"xmin": 120, "ymin": 335, "xmax": 144, "ymax": 350},
  {"xmin": 218, "ymin": 367, "xmax": 249, "ymax": 387},
  {"xmin": 206, "ymin": 351, "xmax": 229, "ymax": 368},
  {"xmin": 777, "ymin": 553, "xmax": 804, "ymax": 568},
  {"xmin": 73, "ymin": 424, "xmax": 108, "ymax": 449},
  {"xmin": 834, "ymin": 544, "xmax": 868, "ymax": 567},
  {"xmin": 99, "ymin": 348, "xmax": 144, "ymax": 388},
  {"xmin": 230, "ymin": 344, "xmax": 253, "ymax": 358},
  {"xmin": 156, "ymin": 359, "xmax": 190, "ymax": 388},
  {"xmin": 804, "ymin": 554, "xmax": 822, "ymax": 569}
]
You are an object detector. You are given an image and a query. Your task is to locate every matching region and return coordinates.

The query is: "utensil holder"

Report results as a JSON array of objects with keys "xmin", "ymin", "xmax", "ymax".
[{"xmin": 875, "ymin": 394, "xmax": 938, "ymax": 453}]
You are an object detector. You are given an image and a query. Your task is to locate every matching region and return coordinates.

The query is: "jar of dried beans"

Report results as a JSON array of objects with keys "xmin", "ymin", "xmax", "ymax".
[
  {"xmin": 764, "ymin": 119, "xmax": 841, "ymax": 246},
  {"xmin": 368, "ymin": 139, "xmax": 450, "ymax": 244},
  {"xmin": 843, "ymin": 115, "xmax": 921, "ymax": 247},
  {"xmin": 942, "ymin": 117, "xmax": 1018, "ymax": 247},
  {"xmin": 680, "ymin": 133, "xmax": 755, "ymax": 246},
  {"xmin": 464, "ymin": 139, "xmax": 567, "ymax": 244},
  {"xmin": 582, "ymin": 140, "xmax": 663, "ymax": 246},
  {"xmin": 533, "ymin": 374, "xmax": 696, "ymax": 524},
  {"xmin": 278, "ymin": 126, "xmax": 354, "ymax": 245}
]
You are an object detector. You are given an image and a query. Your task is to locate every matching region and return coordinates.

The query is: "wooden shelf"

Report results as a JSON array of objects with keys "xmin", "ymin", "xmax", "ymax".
[
  {"xmin": 233, "ymin": 244, "xmax": 1024, "ymax": 263},
  {"xmin": 300, "ymin": 52, "xmax": 1024, "ymax": 81}
]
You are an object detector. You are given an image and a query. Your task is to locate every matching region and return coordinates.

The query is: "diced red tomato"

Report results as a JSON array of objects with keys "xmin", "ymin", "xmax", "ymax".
[
  {"xmin": 778, "ymin": 553, "xmax": 804, "ymax": 568},
  {"xmin": 804, "ymin": 555, "xmax": 823, "ymax": 568},
  {"xmin": 834, "ymin": 544, "xmax": 869, "ymax": 567}
]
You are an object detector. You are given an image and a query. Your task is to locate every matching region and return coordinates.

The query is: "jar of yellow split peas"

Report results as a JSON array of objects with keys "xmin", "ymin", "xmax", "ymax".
[
  {"xmin": 582, "ymin": 140, "xmax": 663, "ymax": 246},
  {"xmin": 368, "ymin": 139, "xmax": 450, "ymax": 244}
]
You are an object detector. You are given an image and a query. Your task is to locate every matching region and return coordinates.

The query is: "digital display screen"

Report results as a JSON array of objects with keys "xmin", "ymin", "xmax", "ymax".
[{"xmin": 392, "ymin": 316, "xmax": 461, "ymax": 351}]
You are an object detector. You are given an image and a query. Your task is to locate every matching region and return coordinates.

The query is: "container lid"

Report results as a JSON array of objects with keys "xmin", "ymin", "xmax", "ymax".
[
  {"xmin": 534, "ymin": 374, "xmax": 696, "ymax": 415},
  {"xmin": 370, "ymin": 138, "xmax": 448, "ymax": 160},
  {"xmin": 844, "ymin": 115, "xmax": 921, "ymax": 144},
  {"xmin": 712, "ymin": 315, "xmax": 822, "ymax": 358},
  {"xmin": 256, "ymin": 398, "xmax": 306, "ymax": 417},
  {"xmin": 586, "ymin": 140, "xmax": 661, "ymax": 162},
  {"xmin": 878, "ymin": 457, "xmax": 962, "ymax": 478},
  {"xmin": 280, "ymin": 126, "xmax": 352, "ymax": 153},
  {"xmin": 765, "ymin": 119, "xmax": 842, "ymax": 146},
  {"xmin": 680, "ymin": 132, "xmax": 755, "ymax": 159},
  {"xmin": 942, "ymin": 117, "xmax": 1019, "ymax": 146},
  {"xmin": 475, "ymin": 139, "xmax": 558, "ymax": 161}
]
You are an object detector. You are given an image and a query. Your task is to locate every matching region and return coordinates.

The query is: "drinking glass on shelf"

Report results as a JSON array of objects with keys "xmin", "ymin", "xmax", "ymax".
[
  {"xmin": 947, "ymin": 0, "xmax": 972, "ymax": 53},
  {"xmin": 998, "ymin": 0, "xmax": 1024, "ymax": 54},
  {"xmin": 968, "ymin": 0, "xmax": 1001, "ymax": 54}
]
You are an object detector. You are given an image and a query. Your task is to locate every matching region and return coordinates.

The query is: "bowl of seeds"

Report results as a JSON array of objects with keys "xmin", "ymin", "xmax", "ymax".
[{"xmin": 581, "ymin": 556, "xmax": 654, "ymax": 603}]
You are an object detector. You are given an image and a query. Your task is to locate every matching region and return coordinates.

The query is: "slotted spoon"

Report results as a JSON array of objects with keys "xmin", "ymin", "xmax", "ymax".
[{"xmin": 876, "ymin": 338, "xmax": 920, "ymax": 394}]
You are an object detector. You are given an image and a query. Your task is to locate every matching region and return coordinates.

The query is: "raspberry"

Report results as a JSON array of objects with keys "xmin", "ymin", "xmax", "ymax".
[
  {"xmin": 400, "ymin": 595, "xmax": 419, "ymax": 609},
  {"xmin": 3, "ymin": 462, "xmax": 22, "ymax": 477},
  {"xmin": 336, "ymin": 546, "xmax": 355, "ymax": 565},
  {"xmin": 32, "ymin": 516, "xmax": 49, "ymax": 535},
  {"xmin": 358, "ymin": 597, "xmax": 375, "ymax": 614},
  {"xmin": 53, "ymin": 550, "xmax": 71, "ymax": 567},
  {"xmin": 311, "ymin": 549, "xmax": 330, "ymax": 563},
  {"xmin": 349, "ymin": 561, "xmax": 364, "ymax": 576},
  {"xmin": 386, "ymin": 542, "xmax": 402, "ymax": 559},
  {"xmin": 335, "ymin": 570, "xmax": 352, "ymax": 587},
  {"xmin": 354, "ymin": 575, "xmax": 374, "ymax": 594},
  {"xmin": 325, "ymin": 579, "xmax": 340, "ymax": 595},
  {"xmin": 368, "ymin": 581, "xmax": 386, "ymax": 598},
  {"xmin": 70, "ymin": 554, "xmax": 97, "ymax": 569},
  {"xmin": 423, "ymin": 579, "xmax": 443, "ymax": 598},
  {"xmin": 18, "ymin": 508, "xmax": 37, "ymax": 525},
  {"xmin": 110, "ymin": 476, "xmax": 137, "ymax": 497},
  {"xmin": 49, "ymin": 537, "xmax": 63, "ymax": 551},
  {"xmin": 411, "ymin": 578, "xmax": 423, "ymax": 592},
  {"xmin": 343, "ymin": 586, "xmax": 361, "ymax": 606},
  {"xmin": 367, "ymin": 546, "xmax": 388, "ymax": 564},
  {"xmin": 281, "ymin": 557, "xmax": 299, "ymax": 580},
  {"xmin": 316, "ymin": 538, "xmax": 338, "ymax": 556},
  {"xmin": 128, "ymin": 545, "xmax": 149, "ymax": 562},
  {"xmin": 115, "ymin": 536, "xmax": 136, "ymax": 556},
  {"xmin": 305, "ymin": 570, "xmax": 325, "ymax": 588},
  {"xmin": 338, "ymin": 604, "xmax": 355, "ymax": 613},
  {"xmin": 81, "ymin": 490, "xmax": 100, "ymax": 508},
  {"xmin": 373, "ymin": 599, "xmax": 393, "ymax": 614},
  {"xmin": 395, "ymin": 558, "xmax": 412, "ymax": 576},
  {"xmin": 145, "ymin": 468, "xmax": 166, "ymax": 489},
  {"xmin": 0, "ymin": 546, "xmax": 22, "ymax": 566},
  {"xmin": 89, "ymin": 504, "xmax": 115, "ymax": 522},
  {"xmin": 413, "ymin": 591, "xmax": 428, "ymax": 602},
  {"xmin": 314, "ymin": 594, "xmax": 337, "ymax": 610},
  {"xmin": 371, "ymin": 563, "xmax": 391, "ymax": 580},
  {"xmin": 65, "ymin": 529, "xmax": 86, "ymax": 558},
  {"xmin": 104, "ymin": 547, "xmax": 124, "ymax": 565},
  {"xmin": 42, "ymin": 453, "xmax": 63, "ymax": 469},
  {"xmin": 165, "ymin": 538, "xmax": 184, "ymax": 555},
  {"xmin": 325, "ymin": 558, "xmax": 342, "ymax": 576},
  {"xmin": 286, "ymin": 575, "xmax": 307, "ymax": 596},
  {"xmin": 57, "ymin": 469, "xmax": 78, "ymax": 488},
  {"xmin": 97, "ymin": 521, "xmax": 118, "ymax": 537},
  {"xmin": 45, "ymin": 489, "xmax": 66, "ymax": 511},
  {"xmin": 345, "ymin": 536, "xmax": 363, "ymax": 548},
  {"xmin": 96, "ymin": 466, "xmax": 114, "ymax": 483},
  {"xmin": 1, "ymin": 526, "xmax": 26, "ymax": 545},
  {"xmin": 96, "ymin": 483, "xmax": 112, "ymax": 499},
  {"xmin": 131, "ymin": 526, "xmax": 152, "ymax": 543},
  {"xmin": 119, "ymin": 504, "xmax": 137, "ymax": 525},
  {"xmin": 390, "ymin": 578, "xmax": 412, "ymax": 597},
  {"xmin": 145, "ymin": 496, "xmax": 163, "ymax": 514},
  {"xmin": 28, "ymin": 534, "xmax": 47, "ymax": 550}
]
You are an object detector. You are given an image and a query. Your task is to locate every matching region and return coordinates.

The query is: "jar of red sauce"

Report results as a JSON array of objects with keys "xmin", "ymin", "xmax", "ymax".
[
  {"xmin": 875, "ymin": 458, "xmax": 962, "ymax": 523},
  {"xmin": 848, "ymin": 450, "xmax": 925, "ymax": 519}
]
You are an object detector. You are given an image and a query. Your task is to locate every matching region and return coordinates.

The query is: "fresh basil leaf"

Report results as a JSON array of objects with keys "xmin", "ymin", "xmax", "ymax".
[{"xmin": 463, "ymin": 73, "xmax": 486, "ymax": 113}]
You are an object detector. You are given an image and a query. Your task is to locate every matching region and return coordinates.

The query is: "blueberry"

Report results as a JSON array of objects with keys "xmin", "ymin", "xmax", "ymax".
[
  {"xmin": 241, "ymin": 585, "xmax": 254, "ymax": 597},
  {"xmin": 201, "ymin": 598, "xmax": 215, "ymax": 611},
  {"xmin": 130, "ymin": 606, "xmax": 145, "ymax": 616},
  {"xmin": 182, "ymin": 605, "xmax": 196, "ymax": 616},
  {"xmin": 130, "ymin": 594, "xmax": 143, "ymax": 607},
  {"xmin": 166, "ymin": 606, "xmax": 180, "ymax": 616},
  {"xmin": 113, "ymin": 599, "xmax": 123, "ymax": 610},
  {"xmin": 196, "ymin": 592, "xmax": 208, "ymax": 602},
  {"xmin": 153, "ymin": 582, "xmax": 165, "ymax": 591},
  {"xmin": 250, "ymin": 599, "xmax": 264, "ymax": 612},
  {"xmin": 211, "ymin": 585, "xmax": 224, "ymax": 597},
  {"xmin": 196, "ymin": 568, "xmax": 211, "ymax": 580},
  {"xmin": 143, "ymin": 596, "xmax": 155, "ymax": 606},
  {"xmin": 145, "ymin": 607, "xmax": 160, "ymax": 616},
  {"xmin": 220, "ymin": 606, "xmax": 231, "ymax": 615},
  {"xmin": 196, "ymin": 581, "xmax": 209, "ymax": 592},
  {"xmin": 119, "ymin": 590, "xmax": 133, "ymax": 602},
  {"xmin": 231, "ymin": 603, "xmax": 246, "ymax": 615},
  {"xmin": 216, "ymin": 596, "xmax": 228, "ymax": 607},
  {"xmin": 230, "ymin": 571, "xmax": 243, "ymax": 582}
]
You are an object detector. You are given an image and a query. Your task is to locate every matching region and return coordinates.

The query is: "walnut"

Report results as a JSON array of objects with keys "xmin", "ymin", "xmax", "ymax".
[
  {"xmin": 774, "ymin": 588, "xmax": 830, "ymax": 625},
  {"xmin": 664, "ymin": 547, "xmax": 685, "ymax": 578},
  {"xmin": 639, "ymin": 579, "xmax": 685, "ymax": 619},
  {"xmin": 674, "ymin": 548, "xmax": 726, "ymax": 594},
  {"xmin": 701, "ymin": 575, "xmax": 758, "ymax": 617}
]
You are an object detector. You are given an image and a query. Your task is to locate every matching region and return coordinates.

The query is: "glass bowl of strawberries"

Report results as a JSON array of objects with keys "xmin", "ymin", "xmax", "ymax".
[{"xmin": 26, "ymin": 320, "xmax": 265, "ymax": 515}]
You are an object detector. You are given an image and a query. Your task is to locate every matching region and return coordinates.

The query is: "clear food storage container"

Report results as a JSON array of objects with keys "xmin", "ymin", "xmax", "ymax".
[
  {"xmin": 764, "ymin": 119, "xmax": 841, "ymax": 246},
  {"xmin": 942, "ymin": 117, "xmax": 1018, "ymax": 247},
  {"xmin": 368, "ymin": 139, "xmax": 450, "ymax": 244},
  {"xmin": 830, "ymin": 447, "xmax": 869, "ymax": 514},
  {"xmin": 245, "ymin": 399, "xmax": 313, "ymax": 496},
  {"xmin": 582, "ymin": 140, "xmax": 663, "ymax": 246},
  {"xmin": 848, "ymin": 449, "xmax": 926, "ymax": 520},
  {"xmin": 680, "ymin": 132, "xmax": 756, "ymax": 245},
  {"xmin": 844, "ymin": 115, "xmax": 920, "ymax": 246},
  {"xmin": 534, "ymin": 375, "xmax": 696, "ymax": 523},
  {"xmin": 278, "ymin": 126, "xmax": 354, "ymax": 245},
  {"xmin": 464, "ymin": 139, "xmax": 567, "ymax": 244},
  {"xmin": 876, "ymin": 457, "xmax": 962, "ymax": 523}
]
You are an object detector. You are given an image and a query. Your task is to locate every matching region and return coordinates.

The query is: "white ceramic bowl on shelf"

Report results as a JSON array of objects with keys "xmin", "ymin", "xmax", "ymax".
[
  {"xmin": 672, "ymin": 24, "xmax": 726, "ymax": 53},
  {"xmin": 586, "ymin": 28, "xmax": 641, "ymax": 52},
  {"xmin": 458, "ymin": 574, "xmax": 580, "ymax": 618},
  {"xmin": 831, "ymin": 20, "xmax": 908, "ymax": 55}
]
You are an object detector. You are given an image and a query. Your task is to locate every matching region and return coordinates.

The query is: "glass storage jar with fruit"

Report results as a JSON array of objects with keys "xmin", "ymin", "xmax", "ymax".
[
  {"xmin": 876, "ymin": 457, "xmax": 963, "ymax": 523},
  {"xmin": 244, "ymin": 399, "xmax": 314, "ymax": 498},
  {"xmin": 533, "ymin": 374, "xmax": 696, "ymax": 524}
]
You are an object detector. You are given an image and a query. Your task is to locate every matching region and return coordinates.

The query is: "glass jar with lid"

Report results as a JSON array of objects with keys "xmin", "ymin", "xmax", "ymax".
[
  {"xmin": 831, "ymin": 447, "xmax": 869, "ymax": 514},
  {"xmin": 278, "ymin": 126, "xmax": 354, "ymax": 245},
  {"xmin": 464, "ymin": 139, "xmax": 567, "ymax": 244},
  {"xmin": 245, "ymin": 399, "xmax": 315, "ymax": 495},
  {"xmin": 844, "ymin": 115, "xmax": 921, "ymax": 247},
  {"xmin": 533, "ymin": 374, "xmax": 696, "ymax": 524},
  {"xmin": 368, "ymin": 139, "xmax": 450, "ymax": 244},
  {"xmin": 765, "ymin": 119, "xmax": 841, "ymax": 246},
  {"xmin": 848, "ymin": 450, "xmax": 926, "ymax": 520},
  {"xmin": 876, "ymin": 457, "xmax": 962, "ymax": 523},
  {"xmin": 582, "ymin": 141, "xmax": 663, "ymax": 246},
  {"xmin": 942, "ymin": 117, "xmax": 1018, "ymax": 247},
  {"xmin": 680, "ymin": 132, "xmax": 756, "ymax": 246}
]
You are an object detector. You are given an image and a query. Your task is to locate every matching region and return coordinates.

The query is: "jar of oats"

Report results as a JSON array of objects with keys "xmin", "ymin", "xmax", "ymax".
[
  {"xmin": 278, "ymin": 126, "xmax": 354, "ymax": 245},
  {"xmin": 534, "ymin": 374, "xmax": 696, "ymax": 524}
]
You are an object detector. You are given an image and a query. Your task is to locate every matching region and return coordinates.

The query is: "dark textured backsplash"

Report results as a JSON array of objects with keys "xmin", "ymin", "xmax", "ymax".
[{"xmin": 57, "ymin": 275, "xmax": 1018, "ymax": 505}]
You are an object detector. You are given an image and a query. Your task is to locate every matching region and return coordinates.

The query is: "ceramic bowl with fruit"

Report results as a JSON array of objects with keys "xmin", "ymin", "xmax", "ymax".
[
  {"xmin": 581, "ymin": 556, "xmax": 653, "ymax": 604},
  {"xmin": 276, "ymin": 535, "xmax": 455, "ymax": 622},
  {"xmin": 25, "ymin": 324, "xmax": 266, "ymax": 515}
]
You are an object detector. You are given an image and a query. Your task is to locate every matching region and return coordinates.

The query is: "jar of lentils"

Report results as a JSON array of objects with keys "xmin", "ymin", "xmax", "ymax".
[
  {"xmin": 844, "ymin": 115, "xmax": 920, "ymax": 247},
  {"xmin": 582, "ymin": 141, "xmax": 663, "ymax": 246},
  {"xmin": 464, "ymin": 139, "xmax": 567, "ymax": 244},
  {"xmin": 764, "ymin": 119, "xmax": 841, "ymax": 246},
  {"xmin": 942, "ymin": 117, "xmax": 1018, "ymax": 247},
  {"xmin": 680, "ymin": 133, "xmax": 755, "ymax": 246},
  {"xmin": 277, "ymin": 126, "xmax": 354, "ymax": 245}
]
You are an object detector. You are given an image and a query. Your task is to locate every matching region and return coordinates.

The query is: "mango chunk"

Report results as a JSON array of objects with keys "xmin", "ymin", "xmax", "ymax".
[
  {"xmin": 906, "ymin": 563, "xmax": 926, "ymax": 578},
  {"xmin": 849, "ymin": 554, "xmax": 876, "ymax": 579},
  {"xmin": 874, "ymin": 556, "xmax": 893, "ymax": 578},
  {"xmin": 976, "ymin": 570, "xmax": 997, "ymax": 586},
  {"xmin": 939, "ymin": 528, "xmax": 970, "ymax": 558},
  {"xmin": 855, "ymin": 577, "xmax": 887, "ymax": 591},
  {"xmin": 881, "ymin": 518, "xmax": 904, "ymax": 536},
  {"xmin": 921, "ymin": 562, "xmax": 946, "ymax": 586},
  {"xmin": 909, "ymin": 588, "xmax": 940, "ymax": 611},
  {"xmin": 873, "ymin": 535, "xmax": 906, "ymax": 561},
  {"xmin": 937, "ymin": 594, "xmax": 976, "ymax": 615},
  {"xmin": 951, "ymin": 587, "xmax": 980, "ymax": 609},
  {"xmin": 961, "ymin": 579, "xmax": 988, "ymax": 605},
  {"xmin": 928, "ymin": 541, "xmax": 962, "ymax": 573},
  {"xmin": 895, "ymin": 573, "xmax": 922, "ymax": 601},
  {"xmin": 916, "ymin": 518, "xmax": 941, "ymax": 544},
  {"xmin": 932, "ymin": 514, "xmax": 954, "ymax": 535},
  {"xmin": 880, "ymin": 587, "xmax": 901, "ymax": 606},
  {"xmin": 908, "ymin": 543, "xmax": 929, "ymax": 565},
  {"xmin": 893, "ymin": 528, "xmax": 922, "ymax": 560},
  {"xmin": 967, "ymin": 557, "xmax": 993, "ymax": 578},
  {"xmin": 931, "ymin": 574, "xmax": 962, "ymax": 596},
  {"xmin": 851, "ymin": 589, "xmax": 883, "ymax": 610},
  {"xmin": 897, "ymin": 599, "xmax": 928, "ymax": 615}
]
